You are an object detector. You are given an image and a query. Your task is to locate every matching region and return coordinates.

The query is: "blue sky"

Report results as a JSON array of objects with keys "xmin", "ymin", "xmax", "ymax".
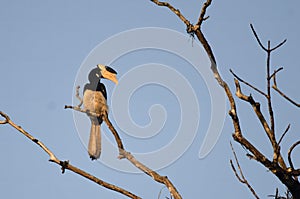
[{"xmin": 1, "ymin": 1, "xmax": 300, "ymax": 198}]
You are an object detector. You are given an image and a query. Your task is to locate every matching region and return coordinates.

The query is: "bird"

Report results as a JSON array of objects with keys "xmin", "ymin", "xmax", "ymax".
[{"xmin": 83, "ymin": 64, "xmax": 118, "ymax": 160}]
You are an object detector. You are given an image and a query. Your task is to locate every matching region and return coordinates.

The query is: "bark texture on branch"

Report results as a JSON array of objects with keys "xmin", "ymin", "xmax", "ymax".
[
  {"xmin": 150, "ymin": 0, "xmax": 300, "ymax": 198},
  {"xmin": 0, "ymin": 111, "xmax": 140, "ymax": 199},
  {"xmin": 65, "ymin": 85, "xmax": 182, "ymax": 199}
]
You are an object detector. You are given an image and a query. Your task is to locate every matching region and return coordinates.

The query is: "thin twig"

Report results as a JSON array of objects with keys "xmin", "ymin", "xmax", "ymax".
[
  {"xmin": 278, "ymin": 124, "xmax": 290, "ymax": 145},
  {"xmin": 230, "ymin": 142, "xmax": 260, "ymax": 199},
  {"xmin": 230, "ymin": 69, "xmax": 268, "ymax": 98},
  {"xmin": 195, "ymin": 0, "xmax": 212, "ymax": 29},
  {"xmin": 158, "ymin": 187, "xmax": 165, "ymax": 199},
  {"xmin": 274, "ymin": 123, "xmax": 291, "ymax": 165},
  {"xmin": 250, "ymin": 24, "xmax": 287, "ymax": 137},
  {"xmin": 269, "ymin": 67, "xmax": 283, "ymax": 80},
  {"xmin": 272, "ymin": 74, "xmax": 300, "ymax": 107},
  {"xmin": 288, "ymin": 141, "xmax": 300, "ymax": 171},
  {"xmin": 267, "ymin": 188, "xmax": 280, "ymax": 199},
  {"xmin": 150, "ymin": 0, "xmax": 217, "ymax": 66},
  {"xmin": 250, "ymin": 24, "xmax": 267, "ymax": 52},
  {"xmin": 0, "ymin": 111, "xmax": 57, "ymax": 162},
  {"xmin": 273, "ymin": 86, "xmax": 300, "ymax": 108},
  {"xmin": 0, "ymin": 111, "xmax": 140, "ymax": 199},
  {"xmin": 271, "ymin": 39, "xmax": 287, "ymax": 51},
  {"xmin": 249, "ymin": 25, "xmax": 289, "ymax": 169},
  {"xmin": 150, "ymin": 0, "xmax": 191, "ymax": 27},
  {"xmin": 266, "ymin": 41, "xmax": 275, "ymax": 139}
]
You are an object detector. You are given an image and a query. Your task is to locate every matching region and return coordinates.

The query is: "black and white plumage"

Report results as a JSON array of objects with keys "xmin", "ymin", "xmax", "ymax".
[{"xmin": 83, "ymin": 64, "xmax": 118, "ymax": 160}]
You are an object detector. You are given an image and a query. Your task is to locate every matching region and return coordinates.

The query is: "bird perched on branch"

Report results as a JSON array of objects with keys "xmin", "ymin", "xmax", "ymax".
[{"xmin": 83, "ymin": 64, "xmax": 118, "ymax": 160}]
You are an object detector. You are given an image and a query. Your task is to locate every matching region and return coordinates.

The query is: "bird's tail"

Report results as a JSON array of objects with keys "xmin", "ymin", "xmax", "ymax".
[{"xmin": 88, "ymin": 120, "xmax": 101, "ymax": 160}]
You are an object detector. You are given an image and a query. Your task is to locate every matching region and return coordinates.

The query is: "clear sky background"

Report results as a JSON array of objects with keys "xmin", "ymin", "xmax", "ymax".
[{"xmin": 1, "ymin": 1, "xmax": 300, "ymax": 198}]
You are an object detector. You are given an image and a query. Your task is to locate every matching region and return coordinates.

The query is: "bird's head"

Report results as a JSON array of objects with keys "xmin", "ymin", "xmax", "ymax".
[
  {"xmin": 97, "ymin": 64, "xmax": 118, "ymax": 84},
  {"xmin": 88, "ymin": 64, "xmax": 118, "ymax": 84}
]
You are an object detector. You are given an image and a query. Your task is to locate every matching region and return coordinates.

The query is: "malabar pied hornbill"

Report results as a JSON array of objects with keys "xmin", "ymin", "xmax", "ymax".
[{"xmin": 83, "ymin": 64, "xmax": 118, "ymax": 160}]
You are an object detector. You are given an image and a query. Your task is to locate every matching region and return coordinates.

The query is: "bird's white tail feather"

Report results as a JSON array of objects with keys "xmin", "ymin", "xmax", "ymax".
[{"xmin": 88, "ymin": 121, "xmax": 101, "ymax": 160}]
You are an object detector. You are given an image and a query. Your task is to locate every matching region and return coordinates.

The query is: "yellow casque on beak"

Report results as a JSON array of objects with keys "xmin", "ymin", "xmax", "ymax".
[
  {"xmin": 97, "ymin": 64, "xmax": 118, "ymax": 84},
  {"xmin": 102, "ymin": 70, "xmax": 118, "ymax": 84}
]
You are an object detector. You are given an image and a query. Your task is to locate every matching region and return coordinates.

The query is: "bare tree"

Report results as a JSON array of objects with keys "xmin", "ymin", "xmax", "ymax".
[
  {"xmin": 1, "ymin": 1, "xmax": 300, "ymax": 198},
  {"xmin": 150, "ymin": 0, "xmax": 300, "ymax": 198},
  {"xmin": 1, "ymin": 85, "xmax": 182, "ymax": 199}
]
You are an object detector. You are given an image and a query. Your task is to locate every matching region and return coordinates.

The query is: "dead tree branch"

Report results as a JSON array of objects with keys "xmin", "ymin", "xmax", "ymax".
[
  {"xmin": 272, "ymin": 73, "xmax": 300, "ymax": 107},
  {"xmin": 250, "ymin": 24, "xmax": 290, "ymax": 169},
  {"xmin": 278, "ymin": 124, "xmax": 291, "ymax": 146},
  {"xmin": 269, "ymin": 67, "xmax": 283, "ymax": 81},
  {"xmin": 0, "ymin": 111, "xmax": 140, "ymax": 199},
  {"xmin": 230, "ymin": 69, "xmax": 267, "ymax": 98},
  {"xmin": 102, "ymin": 113, "xmax": 182, "ymax": 199},
  {"xmin": 150, "ymin": 0, "xmax": 217, "ymax": 66},
  {"xmin": 234, "ymin": 78, "xmax": 285, "ymax": 165},
  {"xmin": 250, "ymin": 24, "xmax": 286, "ymax": 135},
  {"xmin": 65, "ymin": 87, "xmax": 182, "ymax": 199},
  {"xmin": 150, "ymin": 0, "xmax": 191, "ymax": 28},
  {"xmin": 272, "ymin": 86, "xmax": 300, "ymax": 108},
  {"xmin": 122, "ymin": 150, "xmax": 180, "ymax": 199},
  {"xmin": 230, "ymin": 142, "xmax": 259, "ymax": 199},
  {"xmin": 195, "ymin": 0, "xmax": 212, "ymax": 28},
  {"xmin": 102, "ymin": 114, "xmax": 125, "ymax": 157},
  {"xmin": 288, "ymin": 141, "xmax": 300, "ymax": 172},
  {"xmin": 150, "ymin": 0, "xmax": 300, "ymax": 197},
  {"xmin": 250, "ymin": 24, "xmax": 267, "ymax": 52},
  {"xmin": 268, "ymin": 188, "xmax": 292, "ymax": 199}
]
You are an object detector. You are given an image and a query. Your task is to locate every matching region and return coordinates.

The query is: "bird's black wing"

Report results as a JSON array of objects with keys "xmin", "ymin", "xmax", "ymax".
[
  {"xmin": 98, "ymin": 83, "xmax": 107, "ymax": 100},
  {"xmin": 83, "ymin": 83, "xmax": 89, "ymax": 93}
]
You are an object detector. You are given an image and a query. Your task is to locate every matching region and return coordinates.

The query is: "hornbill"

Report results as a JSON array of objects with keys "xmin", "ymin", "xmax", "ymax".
[{"xmin": 83, "ymin": 64, "xmax": 118, "ymax": 160}]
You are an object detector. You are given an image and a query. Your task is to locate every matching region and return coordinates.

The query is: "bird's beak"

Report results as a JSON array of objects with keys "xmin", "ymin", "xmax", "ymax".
[
  {"xmin": 102, "ymin": 71, "xmax": 118, "ymax": 84},
  {"xmin": 98, "ymin": 65, "xmax": 118, "ymax": 84}
]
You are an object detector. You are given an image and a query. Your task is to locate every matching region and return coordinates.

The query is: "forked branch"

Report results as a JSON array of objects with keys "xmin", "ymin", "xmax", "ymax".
[
  {"xmin": 150, "ymin": 0, "xmax": 300, "ymax": 197},
  {"xmin": 234, "ymin": 79, "xmax": 278, "ymax": 150},
  {"xmin": 288, "ymin": 141, "xmax": 300, "ymax": 172},
  {"xmin": 230, "ymin": 142, "xmax": 259, "ymax": 199},
  {"xmin": 230, "ymin": 69, "xmax": 267, "ymax": 98},
  {"xmin": 150, "ymin": 0, "xmax": 191, "ymax": 28},
  {"xmin": 65, "ymin": 86, "xmax": 182, "ymax": 199},
  {"xmin": 0, "ymin": 111, "xmax": 140, "ymax": 199},
  {"xmin": 250, "ymin": 24, "xmax": 287, "ymax": 138},
  {"xmin": 272, "ymin": 73, "xmax": 300, "ymax": 108},
  {"xmin": 250, "ymin": 24, "xmax": 287, "ymax": 53}
]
